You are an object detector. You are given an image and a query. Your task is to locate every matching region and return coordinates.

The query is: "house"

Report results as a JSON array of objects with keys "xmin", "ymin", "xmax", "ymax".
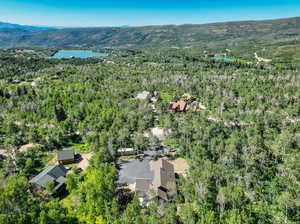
[
  {"xmin": 29, "ymin": 164, "xmax": 67, "ymax": 196},
  {"xmin": 57, "ymin": 148, "xmax": 75, "ymax": 164},
  {"xmin": 169, "ymin": 100, "xmax": 187, "ymax": 112},
  {"xmin": 135, "ymin": 158, "xmax": 177, "ymax": 205},
  {"xmin": 169, "ymin": 93, "xmax": 204, "ymax": 113}
]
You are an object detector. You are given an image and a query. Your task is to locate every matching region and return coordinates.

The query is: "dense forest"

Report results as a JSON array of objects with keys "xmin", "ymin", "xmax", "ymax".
[{"xmin": 0, "ymin": 42, "xmax": 299, "ymax": 224}]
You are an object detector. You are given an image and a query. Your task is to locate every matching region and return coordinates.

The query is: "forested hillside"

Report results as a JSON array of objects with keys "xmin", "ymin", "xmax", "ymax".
[
  {"xmin": 0, "ymin": 17, "xmax": 300, "ymax": 48},
  {"xmin": 0, "ymin": 46, "xmax": 299, "ymax": 223}
]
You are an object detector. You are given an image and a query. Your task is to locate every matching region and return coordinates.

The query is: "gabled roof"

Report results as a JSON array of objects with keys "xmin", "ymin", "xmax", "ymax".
[
  {"xmin": 169, "ymin": 100, "xmax": 187, "ymax": 112},
  {"xmin": 157, "ymin": 188, "xmax": 168, "ymax": 201},
  {"xmin": 57, "ymin": 149, "xmax": 75, "ymax": 161},
  {"xmin": 136, "ymin": 178, "xmax": 151, "ymax": 192},
  {"xmin": 135, "ymin": 159, "xmax": 177, "ymax": 201},
  {"xmin": 29, "ymin": 164, "xmax": 67, "ymax": 188},
  {"xmin": 150, "ymin": 159, "xmax": 176, "ymax": 191},
  {"xmin": 54, "ymin": 176, "xmax": 66, "ymax": 191}
]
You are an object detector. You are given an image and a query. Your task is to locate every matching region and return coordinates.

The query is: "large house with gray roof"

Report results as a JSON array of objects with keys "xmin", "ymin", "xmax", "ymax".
[
  {"xmin": 135, "ymin": 158, "xmax": 177, "ymax": 205},
  {"xmin": 29, "ymin": 164, "xmax": 67, "ymax": 196}
]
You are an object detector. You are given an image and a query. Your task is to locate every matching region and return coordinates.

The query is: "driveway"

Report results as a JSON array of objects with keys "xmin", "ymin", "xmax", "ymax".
[
  {"xmin": 117, "ymin": 149, "xmax": 165, "ymax": 185},
  {"xmin": 77, "ymin": 152, "xmax": 94, "ymax": 170},
  {"xmin": 118, "ymin": 155, "xmax": 153, "ymax": 185}
]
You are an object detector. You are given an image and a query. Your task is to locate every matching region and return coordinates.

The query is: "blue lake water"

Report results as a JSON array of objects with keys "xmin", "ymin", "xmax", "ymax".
[
  {"xmin": 50, "ymin": 50, "xmax": 108, "ymax": 59},
  {"xmin": 213, "ymin": 56, "xmax": 235, "ymax": 62}
]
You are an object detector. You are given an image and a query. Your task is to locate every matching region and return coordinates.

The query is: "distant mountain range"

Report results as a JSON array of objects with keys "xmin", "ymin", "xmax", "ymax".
[
  {"xmin": 0, "ymin": 21, "xmax": 55, "ymax": 30},
  {"xmin": 0, "ymin": 22, "xmax": 130, "ymax": 30},
  {"xmin": 0, "ymin": 17, "xmax": 299, "ymax": 49}
]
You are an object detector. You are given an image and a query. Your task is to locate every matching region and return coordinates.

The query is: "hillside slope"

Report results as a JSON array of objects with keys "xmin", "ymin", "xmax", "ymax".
[{"xmin": 0, "ymin": 17, "xmax": 300, "ymax": 48}]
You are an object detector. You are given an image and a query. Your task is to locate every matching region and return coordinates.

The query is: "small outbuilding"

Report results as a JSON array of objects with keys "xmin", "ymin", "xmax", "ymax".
[{"xmin": 57, "ymin": 148, "xmax": 75, "ymax": 164}]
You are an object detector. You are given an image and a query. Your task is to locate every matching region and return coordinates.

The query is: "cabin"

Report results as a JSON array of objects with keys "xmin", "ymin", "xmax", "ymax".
[
  {"xmin": 57, "ymin": 148, "xmax": 75, "ymax": 164},
  {"xmin": 135, "ymin": 158, "xmax": 177, "ymax": 205},
  {"xmin": 29, "ymin": 164, "xmax": 67, "ymax": 196}
]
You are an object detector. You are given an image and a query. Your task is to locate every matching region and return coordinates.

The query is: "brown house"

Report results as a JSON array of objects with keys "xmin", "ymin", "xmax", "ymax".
[
  {"xmin": 169, "ymin": 93, "xmax": 199, "ymax": 112},
  {"xmin": 135, "ymin": 159, "xmax": 177, "ymax": 205},
  {"xmin": 169, "ymin": 100, "xmax": 187, "ymax": 112},
  {"xmin": 57, "ymin": 149, "xmax": 75, "ymax": 164}
]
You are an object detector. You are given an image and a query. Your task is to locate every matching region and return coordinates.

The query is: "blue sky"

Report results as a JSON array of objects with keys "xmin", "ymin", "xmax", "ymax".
[{"xmin": 0, "ymin": 0, "xmax": 300, "ymax": 27}]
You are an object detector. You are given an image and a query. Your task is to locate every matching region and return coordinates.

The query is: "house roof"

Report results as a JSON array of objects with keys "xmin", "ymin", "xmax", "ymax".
[
  {"xmin": 170, "ymin": 100, "xmax": 187, "ymax": 112},
  {"xmin": 57, "ymin": 149, "xmax": 75, "ymax": 161},
  {"xmin": 29, "ymin": 164, "xmax": 67, "ymax": 188},
  {"xmin": 136, "ymin": 178, "xmax": 151, "ymax": 192},
  {"xmin": 54, "ymin": 176, "xmax": 66, "ymax": 191},
  {"xmin": 157, "ymin": 188, "xmax": 168, "ymax": 201},
  {"xmin": 135, "ymin": 158, "xmax": 176, "ymax": 201},
  {"xmin": 150, "ymin": 159, "xmax": 176, "ymax": 192}
]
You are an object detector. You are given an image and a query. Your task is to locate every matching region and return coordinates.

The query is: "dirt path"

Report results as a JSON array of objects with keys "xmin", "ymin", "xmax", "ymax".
[
  {"xmin": 255, "ymin": 52, "xmax": 272, "ymax": 63},
  {"xmin": 77, "ymin": 152, "xmax": 94, "ymax": 170},
  {"xmin": 144, "ymin": 127, "xmax": 170, "ymax": 141},
  {"xmin": 19, "ymin": 143, "xmax": 40, "ymax": 153}
]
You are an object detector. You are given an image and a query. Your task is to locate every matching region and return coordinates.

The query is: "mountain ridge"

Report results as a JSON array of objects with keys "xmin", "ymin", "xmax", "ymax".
[
  {"xmin": 2, "ymin": 16, "xmax": 300, "ymax": 29},
  {"xmin": 0, "ymin": 21, "xmax": 55, "ymax": 30},
  {"xmin": 0, "ymin": 16, "xmax": 300, "ymax": 49}
]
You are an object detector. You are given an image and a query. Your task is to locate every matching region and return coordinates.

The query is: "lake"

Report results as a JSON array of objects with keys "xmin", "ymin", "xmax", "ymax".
[
  {"xmin": 50, "ymin": 50, "xmax": 108, "ymax": 59},
  {"xmin": 212, "ymin": 56, "xmax": 235, "ymax": 62}
]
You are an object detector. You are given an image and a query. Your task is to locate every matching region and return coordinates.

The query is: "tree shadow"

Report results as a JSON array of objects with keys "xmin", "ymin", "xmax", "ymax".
[{"xmin": 117, "ymin": 186, "xmax": 135, "ymax": 211}]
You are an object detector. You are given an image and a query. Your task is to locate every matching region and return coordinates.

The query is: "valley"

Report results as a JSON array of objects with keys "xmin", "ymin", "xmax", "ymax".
[{"xmin": 0, "ymin": 16, "xmax": 299, "ymax": 224}]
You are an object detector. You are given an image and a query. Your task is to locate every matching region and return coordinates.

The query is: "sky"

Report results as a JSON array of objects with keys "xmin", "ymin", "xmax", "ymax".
[{"xmin": 0, "ymin": 0, "xmax": 300, "ymax": 27}]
